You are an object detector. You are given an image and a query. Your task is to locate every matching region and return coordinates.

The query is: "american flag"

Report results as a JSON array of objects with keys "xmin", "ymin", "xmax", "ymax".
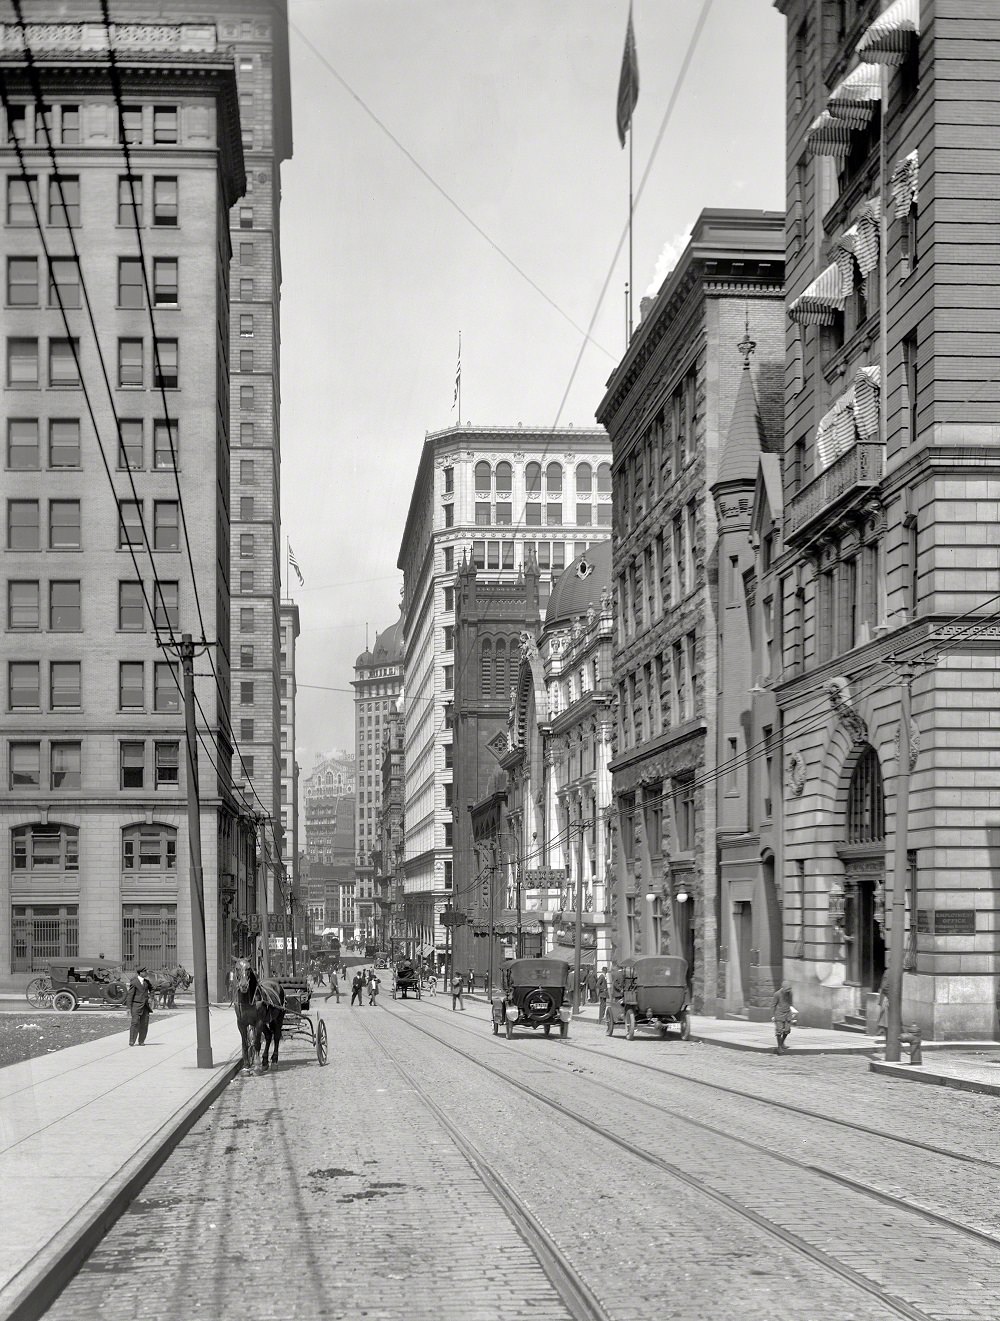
[
  {"xmin": 617, "ymin": 4, "xmax": 639, "ymax": 148},
  {"xmin": 288, "ymin": 541, "xmax": 304, "ymax": 586},
  {"xmin": 452, "ymin": 331, "xmax": 461, "ymax": 409}
]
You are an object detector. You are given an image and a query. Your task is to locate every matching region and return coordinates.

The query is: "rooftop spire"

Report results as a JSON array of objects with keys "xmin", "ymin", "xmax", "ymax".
[{"xmin": 716, "ymin": 318, "xmax": 766, "ymax": 487}]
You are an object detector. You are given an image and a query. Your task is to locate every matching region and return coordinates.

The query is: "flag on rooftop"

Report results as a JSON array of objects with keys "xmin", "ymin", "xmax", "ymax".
[
  {"xmin": 617, "ymin": 4, "xmax": 639, "ymax": 147},
  {"xmin": 452, "ymin": 331, "xmax": 461, "ymax": 410},
  {"xmin": 288, "ymin": 541, "xmax": 304, "ymax": 586}
]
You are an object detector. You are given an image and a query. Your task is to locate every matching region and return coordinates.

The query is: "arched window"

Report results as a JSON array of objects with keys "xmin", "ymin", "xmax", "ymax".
[
  {"xmin": 474, "ymin": 461, "xmax": 492, "ymax": 494},
  {"xmin": 495, "ymin": 461, "xmax": 512, "ymax": 495},
  {"xmin": 12, "ymin": 824, "xmax": 79, "ymax": 871},
  {"xmin": 122, "ymin": 823, "xmax": 178, "ymax": 870},
  {"xmin": 597, "ymin": 462, "xmax": 612, "ymax": 494},
  {"xmin": 494, "ymin": 638, "xmax": 507, "ymax": 699},
  {"xmin": 525, "ymin": 462, "xmax": 541, "ymax": 496},
  {"xmin": 846, "ymin": 746, "xmax": 884, "ymax": 844},
  {"xmin": 480, "ymin": 638, "xmax": 493, "ymax": 696},
  {"xmin": 576, "ymin": 462, "xmax": 592, "ymax": 496},
  {"xmin": 546, "ymin": 462, "xmax": 562, "ymax": 494}
]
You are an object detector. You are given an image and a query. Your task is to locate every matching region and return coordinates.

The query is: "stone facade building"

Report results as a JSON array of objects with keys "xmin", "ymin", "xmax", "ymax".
[
  {"xmin": 775, "ymin": 0, "xmax": 1000, "ymax": 1037},
  {"xmin": 376, "ymin": 704, "xmax": 405, "ymax": 955},
  {"xmin": 303, "ymin": 751, "xmax": 355, "ymax": 942},
  {"xmin": 596, "ymin": 209, "xmax": 785, "ymax": 1012},
  {"xmin": 278, "ymin": 598, "xmax": 299, "ymax": 930}
]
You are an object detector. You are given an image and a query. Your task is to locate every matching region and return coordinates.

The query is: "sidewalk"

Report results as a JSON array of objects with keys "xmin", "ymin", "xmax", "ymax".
[
  {"xmin": 0, "ymin": 1003, "xmax": 241, "ymax": 1321},
  {"xmin": 869, "ymin": 1051, "xmax": 1000, "ymax": 1097}
]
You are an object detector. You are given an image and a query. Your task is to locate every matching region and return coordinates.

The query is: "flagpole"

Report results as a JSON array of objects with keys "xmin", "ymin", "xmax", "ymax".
[
  {"xmin": 458, "ymin": 331, "xmax": 462, "ymax": 426},
  {"xmin": 628, "ymin": 121, "xmax": 634, "ymax": 340},
  {"xmin": 285, "ymin": 538, "xmax": 290, "ymax": 599}
]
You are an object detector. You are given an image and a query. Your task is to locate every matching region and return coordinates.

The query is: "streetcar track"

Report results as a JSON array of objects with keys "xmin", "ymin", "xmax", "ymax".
[
  {"xmin": 411, "ymin": 1003, "xmax": 1000, "ymax": 1247},
  {"xmin": 424, "ymin": 997, "xmax": 1000, "ymax": 1172},
  {"xmin": 382, "ymin": 1000, "xmax": 969, "ymax": 1321},
  {"xmin": 354, "ymin": 1012, "xmax": 611, "ymax": 1321}
]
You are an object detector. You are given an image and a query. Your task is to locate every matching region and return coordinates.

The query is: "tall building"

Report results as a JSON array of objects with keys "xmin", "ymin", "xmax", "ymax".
[
  {"xmin": 775, "ymin": 0, "xmax": 1000, "ymax": 1038},
  {"xmin": 0, "ymin": 17, "xmax": 251, "ymax": 992},
  {"xmin": 377, "ymin": 703, "xmax": 405, "ymax": 954},
  {"xmin": 352, "ymin": 616, "xmax": 403, "ymax": 943},
  {"xmin": 398, "ymin": 426, "xmax": 612, "ymax": 965},
  {"xmin": 303, "ymin": 751, "xmax": 355, "ymax": 942},
  {"xmin": 596, "ymin": 210, "xmax": 785, "ymax": 1012},
  {"xmin": 278, "ymin": 598, "xmax": 299, "ymax": 921}
]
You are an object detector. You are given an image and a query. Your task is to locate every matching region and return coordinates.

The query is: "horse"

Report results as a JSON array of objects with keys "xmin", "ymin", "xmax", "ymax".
[
  {"xmin": 232, "ymin": 957, "xmax": 285, "ymax": 1074},
  {"xmin": 148, "ymin": 965, "xmax": 193, "ymax": 1008}
]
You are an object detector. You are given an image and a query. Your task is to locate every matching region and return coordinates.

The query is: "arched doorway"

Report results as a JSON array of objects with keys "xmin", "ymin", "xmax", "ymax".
[{"xmin": 838, "ymin": 745, "xmax": 886, "ymax": 992}]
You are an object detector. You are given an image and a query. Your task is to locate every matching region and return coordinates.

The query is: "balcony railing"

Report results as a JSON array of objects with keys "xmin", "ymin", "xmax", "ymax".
[{"xmin": 784, "ymin": 441, "xmax": 883, "ymax": 546}]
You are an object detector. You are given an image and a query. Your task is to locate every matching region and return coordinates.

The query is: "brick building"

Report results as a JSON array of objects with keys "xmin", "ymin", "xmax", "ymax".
[
  {"xmin": 0, "ymin": 18, "xmax": 252, "ymax": 992},
  {"xmin": 596, "ymin": 209, "xmax": 785, "ymax": 1012},
  {"xmin": 775, "ymin": 0, "xmax": 1000, "ymax": 1037}
]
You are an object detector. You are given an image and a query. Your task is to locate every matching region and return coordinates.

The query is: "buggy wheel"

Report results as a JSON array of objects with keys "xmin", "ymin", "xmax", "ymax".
[
  {"xmin": 559, "ymin": 1020, "xmax": 569, "ymax": 1040},
  {"xmin": 625, "ymin": 1009, "xmax": 636, "ymax": 1041},
  {"xmin": 505, "ymin": 1019, "xmax": 513, "ymax": 1040},
  {"xmin": 317, "ymin": 1018, "xmax": 329, "ymax": 1066},
  {"xmin": 26, "ymin": 976, "xmax": 50, "ymax": 1008},
  {"xmin": 53, "ymin": 990, "xmax": 76, "ymax": 1012},
  {"xmin": 680, "ymin": 1012, "xmax": 691, "ymax": 1041},
  {"xmin": 605, "ymin": 1013, "xmax": 614, "ymax": 1037}
]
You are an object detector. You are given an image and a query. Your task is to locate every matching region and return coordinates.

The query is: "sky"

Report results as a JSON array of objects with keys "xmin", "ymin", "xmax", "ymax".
[{"xmin": 279, "ymin": 0, "xmax": 787, "ymax": 769}]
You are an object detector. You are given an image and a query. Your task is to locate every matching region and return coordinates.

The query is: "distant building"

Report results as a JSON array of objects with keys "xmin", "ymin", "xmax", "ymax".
[
  {"xmin": 597, "ymin": 209, "xmax": 785, "ymax": 1012},
  {"xmin": 377, "ymin": 704, "xmax": 406, "ymax": 954},
  {"xmin": 278, "ymin": 600, "xmax": 299, "ymax": 925},
  {"xmin": 303, "ymin": 752, "xmax": 355, "ymax": 942},
  {"xmin": 398, "ymin": 425, "xmax": 612, "ymax": 966}
]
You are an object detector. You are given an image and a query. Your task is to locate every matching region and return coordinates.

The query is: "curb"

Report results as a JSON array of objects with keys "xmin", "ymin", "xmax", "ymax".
[
  {"xmin": 687, "ymin": 1033, "xmax": 874, "ymax": 1055},
  {"xmin": 0, "ymin": 1051, "xmax": 242, "ymax": 1321},
  {"xmin": 868, "ymin": 1058, "xmax": 1000, "ymax": 1097}
]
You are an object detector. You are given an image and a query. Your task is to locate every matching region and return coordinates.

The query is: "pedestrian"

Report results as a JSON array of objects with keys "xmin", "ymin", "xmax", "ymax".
[
  {"xmin": 468, "ymin": 967, "xmax": 475, "ymax": 995},
  {"xmin": 125, "ymin": 965, "xmax": 153, "ymax": 1046},
  {"xmin": 350, "ymin": 972, "xmax": 363, "ymax": 1007},
  {"xmin": 875, "ymin": 969, "xmax": 889, "ymax": 1038},
  {"xmin": 341, "ymin": 964, "xmax": 347, "ymax": 983},
  {"xmin": 586, "ymin": 966, "xmax": 598, "ymax": 1004},
  {"xmin": 368, "ymin": 974, "xmax": 380, "ymax": 1006},
  {"xmin": 325, "ymin": 972, "xmax": 341, "ymax": 1003},
  {"xmin": 451, "ymin": 970, "xmax": 465, "ymax": 1011},
  {"xmin": 771, "ymin": 980, "xmax": 796, "ymax": 1055},
  {"xmin": 597, "ymin": 966, "xmax": 609, "ymax": 1023},
  {"xmin": 567, "ymin": 967, "xmax": 576, "ymax": 1006}
]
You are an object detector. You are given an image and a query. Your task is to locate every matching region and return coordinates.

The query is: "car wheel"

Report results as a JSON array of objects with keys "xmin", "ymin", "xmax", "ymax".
[
  {"xmin": 53, "ymin": 990, "xmax": 76, "ymax": 1012},
  {"xmin": 625, "ymin": 1009, "xmax": 636, "ymax": 1041},
  {"xmin": 605, "ymin": 1014, "xmax": 614, "ymax": 1037}
]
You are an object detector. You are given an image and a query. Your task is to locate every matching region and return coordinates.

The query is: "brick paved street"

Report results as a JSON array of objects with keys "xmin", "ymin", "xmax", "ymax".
[{"xmin": 43, "ymin": 999, "xmax": 1000, "ymax": 1321}]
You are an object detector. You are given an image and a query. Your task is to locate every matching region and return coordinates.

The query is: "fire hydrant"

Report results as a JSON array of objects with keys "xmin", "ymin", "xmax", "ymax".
[{"xmin": 898, "ymin": 1023, "xmax": 923, "ymax": 1066}]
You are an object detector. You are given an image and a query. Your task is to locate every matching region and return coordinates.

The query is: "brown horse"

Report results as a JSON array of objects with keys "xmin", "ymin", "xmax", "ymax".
[
  {"xmin": 232, "ymin": 957, "xmax": 285, "ymax": 1074},
  {"xmin": 149, "ymin": 965, "xmax": 193, "ymax": 1008}
]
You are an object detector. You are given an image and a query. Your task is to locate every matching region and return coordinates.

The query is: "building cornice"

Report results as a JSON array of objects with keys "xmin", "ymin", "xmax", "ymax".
[{"xmin": 609, "ymin": 717, "xmax": 706, "ymax": 775}]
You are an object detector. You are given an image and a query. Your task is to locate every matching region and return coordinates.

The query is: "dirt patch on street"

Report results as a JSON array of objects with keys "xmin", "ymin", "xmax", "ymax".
[{"xmin": 0, "ymin": 1008, "xmax": 134, "ymax": 1068}]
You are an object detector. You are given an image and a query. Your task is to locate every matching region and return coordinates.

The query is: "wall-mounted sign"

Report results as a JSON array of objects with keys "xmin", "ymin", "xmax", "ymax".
[
  {"xmin": 554, "ymin": 923, "xmax": 597, "ymax": 951},
  {"xmin": 525, "ymin": 868, "xmax": 567, "ymax": 887},
  {"xmin": 916, "ymin": 909, "xmax": 976, "ymax": 936}
]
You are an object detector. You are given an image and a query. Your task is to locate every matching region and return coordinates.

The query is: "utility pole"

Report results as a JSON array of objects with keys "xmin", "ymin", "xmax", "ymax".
[
  {"xmin": 256, "ymin": 819, "xmax": 271, "ymax": 978},
  {"xmin": 885, "ymin": 666, "xmax": 914, "ymax": 1063},
  {"xmin": 573, "ymin": 810, "xmax": 585, "ymax": 1016},
  {"xmin": 288, "ymin": 879, "xmax": 297, "ymax": 975},
  {"xmin": 487, "ymin": 839, "xmax": 497, "ymax": 1001},
  {"xmin": 179, "ymin": 634, "xmax": 213, "ymax": 1068}
]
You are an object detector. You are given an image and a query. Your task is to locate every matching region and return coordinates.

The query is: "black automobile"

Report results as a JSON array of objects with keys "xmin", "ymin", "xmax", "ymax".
[{"xmin": 491, "ymin": 956, "xmax": 571, "ymax": 1040}]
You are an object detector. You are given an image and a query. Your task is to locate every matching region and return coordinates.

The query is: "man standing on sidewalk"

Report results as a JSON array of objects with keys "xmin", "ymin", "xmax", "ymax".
[
  {"xmin": 597, "ymin": 967, "xmax": 609, "ymax": 1023},
  {"xmin": 451, "ymin": 970, "xmax": 465, "ymax": 1011},
  {"xmin": 125, "ymin": 966, "xmax": 152, "ymax": 1046},
  {"xmin": 350, "ymin": 972, "xmax": 364, "ymax": 1007}
]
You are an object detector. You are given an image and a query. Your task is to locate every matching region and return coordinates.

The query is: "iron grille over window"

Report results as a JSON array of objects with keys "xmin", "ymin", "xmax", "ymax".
[{"xmin": 847, "ymin": 745, "xmax": 884, "ymax": 843}]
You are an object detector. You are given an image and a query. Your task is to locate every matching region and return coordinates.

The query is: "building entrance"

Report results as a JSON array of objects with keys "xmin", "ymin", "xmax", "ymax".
[
  {"xmin": 845, "ymin": 877, "xmax": 885, "ymax": 991},
  {"xmin": 735, "ymin": 900, "xmax": 753, "ymax": 1008}
]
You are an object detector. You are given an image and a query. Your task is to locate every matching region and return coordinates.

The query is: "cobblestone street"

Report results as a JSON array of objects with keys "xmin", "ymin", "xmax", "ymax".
[{"xmin": 44, "ymin": 999, "xmax": 1000, "ymax": 1321}]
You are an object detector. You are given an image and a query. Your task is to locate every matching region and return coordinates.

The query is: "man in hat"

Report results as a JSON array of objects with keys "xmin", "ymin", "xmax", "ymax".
[{"xmin": 125, "ymin": 965, "xmax": 153, "ymax": 1046}]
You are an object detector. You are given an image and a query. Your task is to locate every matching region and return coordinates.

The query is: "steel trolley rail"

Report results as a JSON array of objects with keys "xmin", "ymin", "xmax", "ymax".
[{"xmin": 276, "ymin": 978, "xmax": 329, "ymax": 1065}]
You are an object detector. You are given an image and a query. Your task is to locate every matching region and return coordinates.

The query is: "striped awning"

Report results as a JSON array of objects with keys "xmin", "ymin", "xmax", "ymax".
[
  {"xmin": 854, "ymin": 365, "xmax": 881, "ymax": 442},
  {"xmin": 789, "ymin": 263, "xmax": 844, "ymax": 326},
  {"xmin": 816, "ymin": 388, "xmax": 858, "ymax": 471},
  {"xmin": 831, "ymin": 224, "xmax": 861, "ymax": 298},
  {"xmin": 854, "ymin": 196, "xmax": 881, "ymax": 277},
  {"xmin": 806, "ymin": 111, "xmax": 852, "ymax": 159},
  {"xmin": 891, "ymin": 149, "xmax": 919, "ymax": 218},
  {"xmin": 827, "ymin": 64, "xmax": 883, "ymax": 129},
  {"xmin": 856, "ymin": 0, "xmax": 920, "ymax": 66}
]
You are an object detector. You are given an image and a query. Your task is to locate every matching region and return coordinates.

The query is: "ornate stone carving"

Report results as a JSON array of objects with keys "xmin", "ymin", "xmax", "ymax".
[
  {"xmin": 826, "ymin": 676, "xmax": 868, "ymax": 745},
  {"xmin": 787, "ymin": 751, "xmax": 806, "ymax": 797},
  {"xmin": 894, "ymin": 720, "xmax": 920, "ymax": 772}
]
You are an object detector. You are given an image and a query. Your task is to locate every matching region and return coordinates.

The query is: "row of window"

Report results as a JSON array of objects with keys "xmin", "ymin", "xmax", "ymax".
[
  {"xmin": 6, "ymin": 417, "xmax": 179, "ymax": 472},
  {"xmin": 620, "ymin": 777, "xmax": 697, "ymax": 860},
  {"xmin": 5, "ymin": 103, "xmax": 181, "ymax": 149},
  {"xmin": 6, "ymin": 579, "xmax": 178, "ymax": 634},
  {"xmin": 616, "ymin": 367, "xmax": 698, "ymax": 536},
  {"xmin": 5, "ymin": 498, "xmax": 179, "ymax": 553},
  {"xmin": 618, "ymin": 502, "xmax": 698, "ymax": 642},
  {"xmin": 618, "ymin": 630, "xmax": 699, "ymax": 754},
  {"xmin": 471, "ymin": 500, "xmax": 612, "ymax": 528},
  {"xmin": 5, "ymin": 337, "xmax": 179, "ymax": 389},
  {"xmin": 6, "ymin": 659, "xmax": 179, "ymax": 713},
  {"xmin": 11, "ymin": 900, "xmax": 179, "ymax": 973},
  {"xmin": 7, "ymin": 255, "xmax": 180, "ymax": 310},
  {"xmin": 446, "ymin": 461, "xmax": 612, "ymax": 497},
  {"xmin": 9, "ymin": 737, "xmax": 179, "ymax": 793}
]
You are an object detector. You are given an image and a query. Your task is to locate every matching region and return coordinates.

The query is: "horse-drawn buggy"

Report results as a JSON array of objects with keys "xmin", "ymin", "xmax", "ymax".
[
  {"xmin": 492, "ymin": 956, "xmax": 571, "ymax": 1040},
  {"xmin": 26, "ymin": 957, "xmax": 127, "ymax": 1011},
  {"xmin": 605, "ymin": 955, "xmax": 691, "ymax": 1040},
  {"xmin": 392, "ymin": 958, "xmax": 421, "ymax": 1000},
  {"xmin": 231, "ymin": 958, "xmax": 329, "ymax": 1074},
  {"xmin": 277, "ymin": 978, "xmax": 329, "ymax": 1065}
]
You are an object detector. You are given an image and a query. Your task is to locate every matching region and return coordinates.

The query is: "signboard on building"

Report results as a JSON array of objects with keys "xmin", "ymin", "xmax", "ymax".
[
  {"xmin": 525, "ymin": 868, "xmax": 567, "ymax": 887},
  {"xmin": 553, "ymin": 922, "xmax": 597, "ymax": 951},
  {"xmin": 917, "ymin": 909, "xmax": 976, "ymax": 936}
]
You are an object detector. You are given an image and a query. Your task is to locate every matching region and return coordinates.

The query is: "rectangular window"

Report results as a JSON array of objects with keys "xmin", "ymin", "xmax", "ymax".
[
  {"xmin": 49, "ymin": 419, "xmax": 80, "ymax": 469},
  {"xmin": 9, "ymin": 499, "xmax": 40, "ymax": 550},
  {"xmin": 49, "ymin": 581, "xmax": 80, "ymax": 630},
  {"xmin": 596, "ymin": 504, "xmax": 611, "ymax": 526},
  {"xmin": 240, "ymin": 496, "xmax": 254, "ymax": 520},
  {"xmin": 7, "ymin": 256, "xmax": 37, "ymax": 305},
  {"xmin": 472, "ymin": 540, "xmax": 485, "ymax": 569},
  {"xmin": 155, "ymin": 742, "xmax": 179, "ymax": 788},
  {"xmin": 120, "ymin": 742, "xmax": 144, "ymax": 789},
  {"xmin": 119, "ymin": 661, "xmax": 144, "ymax": 710},
  {"xmin": 7, "ymin": 175, "xmax": 37, "ymax": 225},
  {"xmin": 240, "ymin": 206, "xmax": 253, "ymax": 229},
  {"xmin": 49, "ymin": 500, "xmax": 81, "ymax": 549},
  {"xmin": 121, "ymin": 105, "xmax": 143, "ymax": 144},
  {"xmin": 50, "ymin": 661, "xmax": 81, "ymax": 709},
  {"xmin": 546, "ymin": 503, "xmax": 562, "ymax": 526},
  {"xmin": 475, "ymin": 501, "xmax": 491, "ymax": 526},
  {"xmin": 153, "ymin": 258, "xmax": 177, "ymax": 306},
  {"xmin": 903, "ymin": 334, "xmax": 918, "ymax": 446},
  {"xmin": 153, "ymin": 501, "xmax": 179, "ymax": 551},
  {"xmin": 240, "ymin": 314, "xmax": 254, "ymax": 337},
  {"xmin": 8, "ymin": 581, "xmax": 39, "ymax": 630},
  {"xmin": 443, "ymin": 466, "xmax": 454, "ymax": 494},
  {"xmin": 537, "ymin": 541, "xmax": 550, "ymax": 569},
  {"xmin": 494, "ymin": 502, "xmax": 512, "ymax": 525},
  {"xmin": 154, "ymin": 581, "xmax": 179, "ymax": 632},
  {"xmin": 240, "ymin": 532, "xmax": 254, "ymax": 558},
  {"xmin": 8, "ymin": 337, "xmax": 38, "ymax": 385},
  {"xmin": 240, "ymin": 570, "xmax": 254, "ymax": 593},
  {"xmin": 240, "ymin": 607, "xmax": 254, "ymax": 631},
  {"xmin": 48, "ymin": 176, "xmax": 79, "ymax": 227},
  {"xmin": 118, "ymin": 419, "xmax": 143, "ymax": 470},
  {"xmin": 118, "ymin": 258, "xmax": 144, "ymax": 308},
  {"xmin": 154, "ymin": 661, "xmax": 179, "ymax": 712},
  {"xmin": 119, "ymin": 501, "xmax": 143, "ymax": 548},
  {"xmin": 240, "ymin": 422, "xmax": 255, "ymax": 446},
  {"xmin": 152, "ymin": 176, "xmax": 177, "ymax": 226},
  {"xmin": 443, "ymin": 665, "xmax": 454, "ymax": 691},
  {"xmin": 153, "ymin": 420, "xmax": 177, "ymax": 470},
  {"xmin": 48, "ymin": 339, "xmax": 80, "ymax": 387},
  {"xmin": 552, "ymin": 542, "xmax": 566, "ymax": 570},
  {"xmin": 443, "ymin": 547, "xmax": 454, "ymax": 572},
  {"xmin": 576, "ymin": 502, "xmax": 593, "ymax": 526},
  {"xmin": 8, "ymin": 419, "xmax": 39, "ymax": 469},
  {"xmin": 674, "ymin": 778, "xmax": 696, "ymax": 852},
  {"xmin": 241, "ymin": 718, "xmax": 254, "ymax": 742},
  {"xmin": 240, "ymin": 348, "xmax": 253, "ymax": 372},
  {"xmin": 9, "ymin": 662, "xmax": 40, "ymax": 709},
  {"xmin": 443, "ymin": 503, "xmax": 454, "ymax": 528},
  {"xmin": 10, "ymin": 742, "xmax": 40, "ymax": 789},
  {"xmin": 153, "ymin": 339, "xmax": 178, "ymax": 389},
  {"xmin": 240, "ymin": 680, "xmax": 254, "ymax": 705},
  {"xmin": 240, "ymin": 384, "xmax": 254, "ymax": 408},
  {"xmin": 239, "ymin": 644, "xmax": 254, "ymax": 667},
  {"xmin": 487, "ymin": 541, "xmax": 500, "ymax": 569},
  {"xmin": 240, "ymin": 279, "xmax": 253, "ymax": 300},
  {"xmin": 118, "ymin": 175, "xmax": 142, "ymax": 226},
  {"xmin": 240, "ymin": 459, "xmax": 255, "ymax": 482},
  {"xmin": 119, "ymin": 581, "xmax": 145, "ymax": 631},
  {"xmin": 6, "ymin": 104, "xmax": 27, "ymax": 144},
  {"xmin": 118, "ymin": 338, "xmax": 143, "ymax": 387},
  {"xmin": 153, "ymin": 107, "xmax": 178, "ymax": 144},
  {"xmin": 502, "ymin": 541, "xmax": 514, "ymax": 569}
]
